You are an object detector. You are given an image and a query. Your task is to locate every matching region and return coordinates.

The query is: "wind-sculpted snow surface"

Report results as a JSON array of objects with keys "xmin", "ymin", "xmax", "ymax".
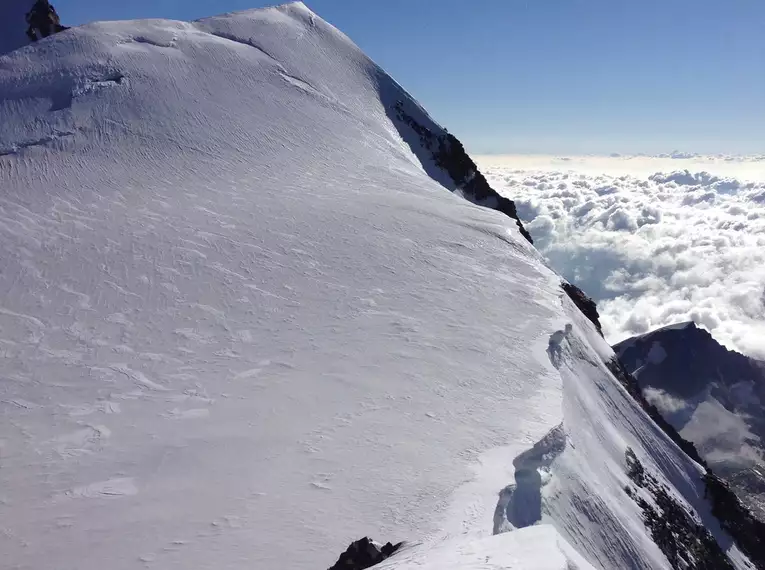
[
  {"xmin": 0, "ymin": 3, "xmax": 755, "ymax": 569},
  {"xmin": 375, "ymin": 525, "xmax": 598, "ymax": 570},
  {"xmin": 0, "ymin": 5, "xmax": 563, "ymax": 568}
]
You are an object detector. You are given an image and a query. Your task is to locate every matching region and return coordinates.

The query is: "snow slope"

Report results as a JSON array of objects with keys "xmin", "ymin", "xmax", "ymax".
[
  {"xmin": 0, "ymin": 3, "xmax": 753, "ymax": 569},
  {"xmin": 376, "ymin": 525, "xmax": 597, "ymax": 570}
]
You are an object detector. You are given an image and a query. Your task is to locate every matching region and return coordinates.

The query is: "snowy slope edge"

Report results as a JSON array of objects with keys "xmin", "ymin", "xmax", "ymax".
[
  {"xmin": 0, "ymin": 4, "xmax": 583, "ymax": 568},
  {"xmin": 0, "ymin": 3, "xmax": 758, "ymax": 570},
  {"xmin": 389, "ymin": 100, "xmax": 533, "ymax": 244}
]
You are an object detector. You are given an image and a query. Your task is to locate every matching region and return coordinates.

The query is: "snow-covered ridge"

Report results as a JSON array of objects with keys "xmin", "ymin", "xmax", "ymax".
[{"xmin": 0, "ymin": 3, "xmax": 757, "ymax": 569}]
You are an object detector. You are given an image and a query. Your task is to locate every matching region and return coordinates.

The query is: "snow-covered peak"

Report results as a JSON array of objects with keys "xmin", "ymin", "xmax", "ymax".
[
  {"xmin": 0, "ymin": 5, "xmax": 760, "ymax": 569},
  {"xmin": 654, "ymin": 320, "xmax": 697, "ymax": 333},
  {"xmin": 615, "ymin": 320, "xmax": 696, "ymax": 352}
]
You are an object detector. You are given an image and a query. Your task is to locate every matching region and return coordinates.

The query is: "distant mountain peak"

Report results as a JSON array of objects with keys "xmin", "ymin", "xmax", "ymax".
[
  {"xmin": 615, "ymin": 322, "xmax": 765, "ymax": 521},
  {"xmin": 656, "ymin": 320, "xmax": 697, "ymax": 332},
  {"xmin": 615, "ymin": 321, "xmax": 761, "ymax": 397}
]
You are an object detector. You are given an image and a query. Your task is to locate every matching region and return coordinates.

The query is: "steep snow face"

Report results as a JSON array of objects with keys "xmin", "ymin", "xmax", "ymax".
[
  {"xmin": 0, "ymin": 3, "xmax": 752, "ymax": 569},
  {"xmin": 539, "ymin": 305, "xmax": 753, "ymax": 570},
  {"xmin": 0, "ymin": 0, "xmax": 36, "ymax": 54},
  {"xmin": 616, "ymin": 324, "xmax": 765, "ymax": 521},
  {"xmin": 0, "ymin": 5, "xmax": 562, "ymax": 568}
]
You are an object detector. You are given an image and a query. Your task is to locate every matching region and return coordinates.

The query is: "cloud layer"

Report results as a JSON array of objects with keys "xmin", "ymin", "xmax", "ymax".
[{"xmin": 477, "ymin": 155, "xmax": 765, "ymax": 359}]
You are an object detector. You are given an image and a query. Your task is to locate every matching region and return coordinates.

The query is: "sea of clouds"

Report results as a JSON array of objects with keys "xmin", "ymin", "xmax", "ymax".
[{"xmin": 476, "ymin": 154, "xmax": 765, "ymax": 359}]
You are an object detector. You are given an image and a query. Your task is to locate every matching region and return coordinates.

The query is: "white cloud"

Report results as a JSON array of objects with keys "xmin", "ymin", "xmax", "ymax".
[
  {"xmin": 476, "ymin": 155, "xmax": 765, "ymax": 359},
  {"xmin": 644, "ymin": 387, "xmax": 688, "ymax": 415}
]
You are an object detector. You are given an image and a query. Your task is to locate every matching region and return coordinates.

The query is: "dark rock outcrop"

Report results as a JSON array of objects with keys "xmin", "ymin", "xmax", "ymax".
[
  {"xmin": 25, "ymin": 0, "xmax": 68, "ymax": 42},
  {"xmin": 704, "ymin": 472, "xmax": 765, "ymax": 569},
  {"xmin": 327, "ymin": 537, "xmax": 402, "ymax": 570},
  {"xmin": 561, "ymin": 282, "xmax": 602, "ymax": 336},
  {"xmin": 393, "ymin": 101, "xmax": 533, "ymax": 245},
  {"xmin": 624, "ymin": 448, "xmax": 735, "ymax": 570}
]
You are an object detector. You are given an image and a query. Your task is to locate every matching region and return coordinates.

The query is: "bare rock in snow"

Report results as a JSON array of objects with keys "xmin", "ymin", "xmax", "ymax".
[
  {"xmin": 392, "ymin": 100, "xmax": 533, "ymax": 244},
  {"xmin": 561, "ymin": 282, "xmax": 602, "ymax": 336},
  {"xmin": 0, "ymin": 0, "xmax": 67, "ymax": 54},
  {"xmin": 25, "ymin": 0, "xmax": 68, "ymax": 42},
  {"xmin": 327, "ymin": 537, "xmax": 402, "ymax": 570}
]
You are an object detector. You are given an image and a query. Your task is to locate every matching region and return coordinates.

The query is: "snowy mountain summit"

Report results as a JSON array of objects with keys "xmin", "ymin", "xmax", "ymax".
[
  {"xmin": 616, "ymin": 323, "xmax": 765, "ymax": 521},
  {"xmin": 1, "ymin": 3, "xmax": 763, "ymax": 569}
]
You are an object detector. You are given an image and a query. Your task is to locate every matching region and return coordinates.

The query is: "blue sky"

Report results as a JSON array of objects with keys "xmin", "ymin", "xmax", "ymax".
[{"xmin": 59, "ymin": 0, "xmax": 764, "ymax": 155}]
